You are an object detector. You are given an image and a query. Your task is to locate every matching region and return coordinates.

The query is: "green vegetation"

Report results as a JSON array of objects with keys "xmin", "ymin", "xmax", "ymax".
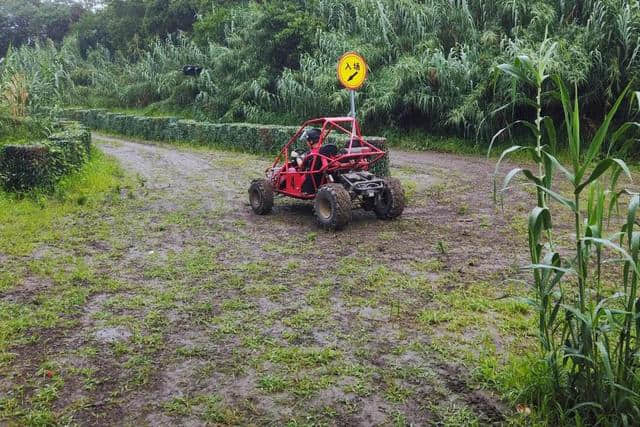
[
  {"xmin": 0, "ymin": 148, "xmax": 127, "ymax": 256},
  {"xmin": 494, "ymin": 48, "xmax": 640, "ymax": 421},
  {"xmin": 0, "ymin": 0, "xmax": 88, "ymax": 58},
  {"xmin": 0, "ymin": 121, "xmax": 91, "ymax": 192},
  {"xmin": 0, "ymin": 116, "xmax": 50, "ymax": 147},
  {"xmin": 2, "ymin": 0, "xmax": 640, "ymax": 144}
]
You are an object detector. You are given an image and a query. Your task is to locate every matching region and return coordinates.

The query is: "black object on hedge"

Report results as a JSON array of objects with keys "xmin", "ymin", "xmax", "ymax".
[{"xmin": 182, "ymin": 65, "xmax": 203, "ymax": 77}]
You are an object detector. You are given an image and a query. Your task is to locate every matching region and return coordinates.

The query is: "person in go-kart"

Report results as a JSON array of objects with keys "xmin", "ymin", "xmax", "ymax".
[
  {"xmin": 289, "ymin": 128, "xmax": 334, "ymax": 194},
  {"xmin": 290, "ymin": 128, "xmax": 322, "ymax": 169}
]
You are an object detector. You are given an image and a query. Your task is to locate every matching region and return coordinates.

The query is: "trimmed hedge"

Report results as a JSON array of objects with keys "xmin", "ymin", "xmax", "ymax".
[
  {"xmin": 0, "ymin": 115, "xmax": 50, "ymax": 145},
  {"xmin": 62, "ymin": 108, "xmax": 389, "ymax": 177},
  {"xmin": 0, "ymin": 121, "xmax": 91, "ymax": 192}
]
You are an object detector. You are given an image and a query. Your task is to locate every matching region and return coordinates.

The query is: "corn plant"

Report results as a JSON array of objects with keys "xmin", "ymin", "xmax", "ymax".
[
  {"xmin": 495, "ymin": 76, "xmax": 640, "ymax": 422},
  {"xmin": 490, "ymin": 34, "xmax": 557, "ymax": 209}
]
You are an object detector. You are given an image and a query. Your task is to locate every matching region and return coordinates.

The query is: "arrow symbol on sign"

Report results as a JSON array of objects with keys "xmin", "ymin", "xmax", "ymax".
[{"xmin": 347, "ymin": 71, "xmax": 358, "ymax": 81}]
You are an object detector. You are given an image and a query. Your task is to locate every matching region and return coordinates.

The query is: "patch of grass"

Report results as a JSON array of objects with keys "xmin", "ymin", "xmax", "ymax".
[
  {"xmin": 400, "ymin": 179, "xmax": 417, "ymax": 203},
  {"xmin": 0, "ymin": 275, "xmax": 95, "ymax": 368},
  {"xmin": 385, "ymin": 130, "xmax": 481, "ymax": 155},
  {"xmin": 418, "ymin": 309, "xmax": 455, "ymax": 326},
  {"xmin": 195, "ymin": 394, "xmax": 242, "ymax": 424},
  {"xmin": 176, "ymin": 346, "xmax": 209, "ymax": 358},
  {"xmin": 343, "ymin": 379, "xmax": 374, "ymax": 397},
  {"xmin": 244, "ymin": 282, "xmax": 288, "ymax": 297},
  {"xmin": 124, "ymin": 354, "xmax": 153, "ymax": 386},
  {"xmin": 163, "ymin": 396, "xmax": 193, "ymax": 416},
  {"xmin": 290, "ymin": 375, "xmax": 334, "ymax": 398},
  {"xmin": 144, "ymin": 248, "xmax": 220, "ymax": 281},
  {"xmin": 412, "ymin": 259, "xmax": 444, "ymax": 272},
  {"xmin": 336, "ymin": 256, "xmax": 373, "ymax": 277},
  {"xmin": 257, "ymin": 374, "xmax": 289, "ymax": 393},
  {"xmin": 384, "ymin": 381, "xmax": 413, "ymax": 403},
  {"xmin": 283, "ymin": 308, "xmax": 330, "ymax": 331},
  {"xmin": 265, "ymin": 346, "xmax": 341, "ymax": 371},
  {"xmin": 0, "ymin": 271, "xmax": 17, "ymax": 292},
  {"xmin": 305, "ymin": 282, "xmax": 332, "ymax": 307},
  {"xmin": 435, "ymin": 240, "xmax": 447, "ymax": 255},
  {"xmin": 262, "ymin": 239, "xmax": 313, "ymax": 256},
  {"xmin": 437, "ymin": 403, "xmax": 480, "ymax": 426},
  {"xmin": 210, "ymin": 313, "xmax": 248, "ymax": 337},
  {"xmin": 0, "ymin": 149, "xmax": 131, "ymax": 256}
]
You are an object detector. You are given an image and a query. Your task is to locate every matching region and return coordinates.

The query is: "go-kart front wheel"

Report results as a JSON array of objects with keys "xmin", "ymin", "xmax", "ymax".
[
  {"xmin": 314, "ymin": 184, "xmax": 352, "ymax": 230},
  {"xmin": 374, "ymin": 178, "xmax": 405, "ymax": 220},
  {"xmin": 248, "ymin": 179, "xmax": 274, "ymax": 215}
]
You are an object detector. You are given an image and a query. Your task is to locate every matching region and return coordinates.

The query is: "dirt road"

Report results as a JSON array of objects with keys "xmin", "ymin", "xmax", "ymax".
[
  {"xmin": 2, "ymin": 133, "xmax": 533, "ymax": 425},
  {"xmin": 97, "ymin": 133, "xmax": 525, "ymax": 278}
]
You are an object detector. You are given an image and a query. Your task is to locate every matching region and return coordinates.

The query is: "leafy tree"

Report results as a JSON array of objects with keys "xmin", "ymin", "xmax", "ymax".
[
  {"xmin": 249, "ymin": 0, "xmax": 324, "ymax": 72},
  {"xmin": 0, "ymin": 0, "xmax": 87, "ymax": 57},
  {"xmin": 74, "ymin": 0, "xmax": 198, "ymax": 57},
  {"xmin": 142, "ymin": 0, "xmax": 197, "ymax": 39},
  {"xmin": 192, "ymin": 5, "xmax": 233, "ymax": 46}
]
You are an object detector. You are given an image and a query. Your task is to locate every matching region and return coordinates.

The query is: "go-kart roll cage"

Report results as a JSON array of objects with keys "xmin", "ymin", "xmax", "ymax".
[{"xmin": 268, "ymin": 117, "xmax": 386, "ymax": 199}]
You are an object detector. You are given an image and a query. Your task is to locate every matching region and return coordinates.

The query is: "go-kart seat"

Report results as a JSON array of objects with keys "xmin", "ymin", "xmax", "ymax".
[
  {"xmin": 338, "ymin": 139, "xmax": 364, "ymax": 155},
  {"xmin": 318, "ymin": 144, "xmax": 338, "ymax": 157}
]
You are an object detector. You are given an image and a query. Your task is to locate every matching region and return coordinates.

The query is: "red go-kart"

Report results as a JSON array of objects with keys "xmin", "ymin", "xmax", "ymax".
[{"xmin": 248, "ymin": 117, "xmax": 405, "ymax": 229}]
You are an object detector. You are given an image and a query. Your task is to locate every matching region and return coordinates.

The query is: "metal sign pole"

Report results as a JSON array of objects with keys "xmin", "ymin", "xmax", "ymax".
[
  {"xmin": 349, "ymin": 90, "xmax": 356, "ymax": 118},
  {"xmin": 349, "ymin": 90, "xmax": 357, "ymax": 141}
]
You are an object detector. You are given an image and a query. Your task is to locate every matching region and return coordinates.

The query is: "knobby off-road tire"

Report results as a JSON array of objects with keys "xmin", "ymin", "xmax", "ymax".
[
  {"xmin": 374, "ymin": 177, "xmax": 405, "ymax": 220},
  {"xmin": 314, "ymin": 184, "xmax": 352, "ymax": 230},
  {"xmin": 249, "ymin": 179, "xmax": 274, "ymax": 215}
]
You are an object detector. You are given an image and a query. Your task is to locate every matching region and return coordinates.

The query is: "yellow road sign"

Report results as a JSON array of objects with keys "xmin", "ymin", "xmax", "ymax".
[{"xmin": 337, "ymin": 52, "xmax": 367, "ymax": 90}]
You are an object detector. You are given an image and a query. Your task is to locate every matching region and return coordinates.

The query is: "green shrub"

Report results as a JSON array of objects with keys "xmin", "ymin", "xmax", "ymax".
[
  {"xmin": 121, "ymin": 81, "xmax": 162, "ymax": 107},
  {"xmin": 0, "ymin": 121, "xmax": 91, "ymax": 192},
  {"xmin": 0, "ymin": 144, "xmax": 52, "ymax": 190},
  {"xmin": 0, "ymin": 116, "xmax": 50, "ymax": 145}
]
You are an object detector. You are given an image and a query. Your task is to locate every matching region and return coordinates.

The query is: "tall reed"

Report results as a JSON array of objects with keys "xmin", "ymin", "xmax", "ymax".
[
  {"xmin": 2, "ymin": 74, "xmax": 29, "ymax": 118},
  {"xmin": 495, "ymin": 73, "xmax": 640, "ymax": 422}
]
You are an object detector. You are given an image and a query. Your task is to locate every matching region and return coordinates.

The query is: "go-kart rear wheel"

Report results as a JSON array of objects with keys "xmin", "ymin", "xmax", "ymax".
[
  {"xmin": 374, "ymin": 178, "xmax": 405, "ymax": 220},
  {"xmin": 314, "ymin": 184, "xmax": 352, "ymax": 230},
  {"xmin": 249, "ymin": 179, "xmax": 274, "ymax": 215}
]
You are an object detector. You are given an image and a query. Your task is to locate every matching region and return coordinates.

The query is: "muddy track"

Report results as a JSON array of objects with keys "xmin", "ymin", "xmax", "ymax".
[
  {"xmin": 99, "ymin": 132, "xmax": 527, "ymax": 275},
  {"xmin": 95, "ymin": 133, "xmax": 526, "ymax": 421},
  {"xmin": 2, "ymin": 132, "xmax": 535, "ymax": 425}
]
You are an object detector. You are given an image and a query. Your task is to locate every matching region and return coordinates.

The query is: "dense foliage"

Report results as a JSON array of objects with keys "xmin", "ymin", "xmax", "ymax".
[
  {"xmin": 0, "ymin": 0, "xmax": 87, "ymax": 57},
  {"xmin": 2, "ymin": 0, "xmax": 640, "ymax": 141},
  {"xmin": 0, "ymin": 116, "xmax": 50, "ymax": 146},
  {"xmin": 0, "ymin": 120, "xmax": 91, "ymax": 191},
  {"xmin": 486, "ymin": 33, "xmax": 640, "ymax": 422}
]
